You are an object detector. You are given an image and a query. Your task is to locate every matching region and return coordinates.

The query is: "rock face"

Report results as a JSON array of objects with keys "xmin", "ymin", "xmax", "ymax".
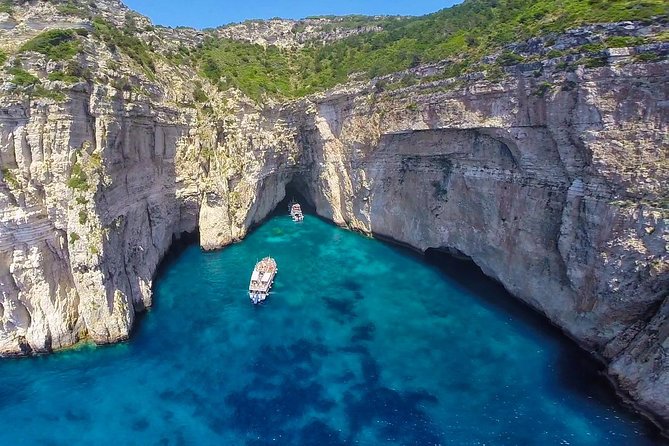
[
  {"xmin": 0, "ymin": 0, "xmax": 667, "ymax": 433},
  {"xmin": 213, "ymin": 17, "xmax": 386, "ymax": 48},
  {"xmin": 0, "ymin": 84, "xmax": 197, "ymax": 352}
]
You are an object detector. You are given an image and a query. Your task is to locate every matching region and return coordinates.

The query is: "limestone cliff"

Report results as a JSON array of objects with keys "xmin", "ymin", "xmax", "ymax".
[
  {"xmin": 0, "ymin": 0, "xmax": 667, "ymax": 434},
  {"xmin": 213, "ymin": 17, "xmax": 387, "ymax": 49}
]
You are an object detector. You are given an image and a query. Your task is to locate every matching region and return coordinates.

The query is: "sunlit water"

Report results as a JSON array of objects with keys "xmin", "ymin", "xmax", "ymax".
[{"xmin": 0, "ymin": 215, "xmax": 665, "ymax": 445}]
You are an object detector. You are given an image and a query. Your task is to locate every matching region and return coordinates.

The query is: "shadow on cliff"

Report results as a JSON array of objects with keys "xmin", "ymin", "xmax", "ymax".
[
  {"xmin": 132, "ymin": 230, "xmax": 199, "ymax": 332},
  {"xmin": 153, "ymin": 231, "xmax": 200, "ymax": 279}
]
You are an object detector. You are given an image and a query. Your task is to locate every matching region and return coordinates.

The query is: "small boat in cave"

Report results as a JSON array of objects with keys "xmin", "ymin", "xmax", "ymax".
[
  {"xmin": 289, "ymin": 200, "xmax": 304, "ymax": 222},
  {"xmin": 248, "ymin": 257, "xmax": 278, "ymax": 304}
]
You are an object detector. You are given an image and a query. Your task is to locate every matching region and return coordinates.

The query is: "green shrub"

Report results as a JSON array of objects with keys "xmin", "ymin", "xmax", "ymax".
[
  {"xmin": 197, "ymin": 39, "xmax": 294, "ymax": 101},
  {"xmin": 400, "ymin": 74, "xmax": 418, "ymax": 88},
  {"xmin": 546, "ymin": 49, "xmax": 564, "ymax": 58},
  {"xmin": 69, "ymin": 232, "xmax": 80, "ymax": 244},
  {"xmin": 111, "ymin": 77, "xmax": 133, "ymax": 92},
  {"xmin": 48, "ymin": 71, "xmax": 80, "ymax": 83},
  {"xmin": 605, "ymin": 36, "xmax": 647, "ymax": 48},
  {"xmin": 19, "ymin": 29, "xmax": 82, "ymax": 60},
  {"xmin": 65, "ymin": 61, "xmax": 92, "ymax": 81},
  {"xmin": 89, "ymin": 153, "xmax": 102, "ymax": 169},
  {"xmin": 555, "ymin": 60, "xmax": 569, "ymax": 71},
  {"xmin": 582, "ymin": 56, "xmax": 608, "ymax": 68},
  {"xmin": 67, "ymin": 163, "xmax": 89, "ymax": 191},
  {"xmin": 193, "ymin": 82, "xmax": 208, "ymax": 102},
  {"xmin": 8, "ymin": 67, "xmax": 39, "ymax": 87},
  {"xmin": 485, "ymin": 65, "xmax": 506, "ymax": 81},
  {"xmin": 497, "ymin": 51, "xmax": 524, "ymax": 66},
  {"xmin": 34, "ymin": 86, "xmax": 66, "ymax": 101},
  {"xmin": 0, "ymin": 0, "xmax": 11, "ymax": 14},
  {"xmin": 636, "ymin": 51, "xmax": 663, "ymax": 62},
  {"xmin": 580, "ymin": 43, "xmax": 606, "ymax": 53},
  {"xmin": 1, "ymin": 167, "xmax": 19, "ymax": 188},
  {"xmin": 6, "ymin": 66, "xmax": 67, "ymax": 100},
  {"xmin": 533, "ymin": 81, "xmax": 552, "ymax": 97},
  {"xmin": 0, "ymin": 50, "xmax": 6, "ymax": 66},
  {"xmin": 78, "ymin": 210, "xmax": 88, "ymax": 225},
  {"xmin": 107, "ymin": 60, "xmax": 119, "ymax": 72}
]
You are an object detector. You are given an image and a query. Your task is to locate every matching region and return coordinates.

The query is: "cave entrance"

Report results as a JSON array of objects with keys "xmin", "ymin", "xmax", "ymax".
[{"xmin": 273, "ymin": 175, "xmax": 316, "ymax": 217}]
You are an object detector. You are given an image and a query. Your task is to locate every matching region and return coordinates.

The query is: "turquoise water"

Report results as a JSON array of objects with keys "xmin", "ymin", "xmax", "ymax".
[{"xmin": 0, "ymin": 214, "xmax": 665, "ymax": 445}]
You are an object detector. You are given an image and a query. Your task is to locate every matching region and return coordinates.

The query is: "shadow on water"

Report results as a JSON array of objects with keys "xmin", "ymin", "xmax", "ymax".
[
  {"xmin": 131, "ymin": 230, "xmax": 200, "ymax": 338},
  {"xmin": 219, "ymin": 337, "xmax": 442, "ymax": 445},
  {"xmin": 422, "ymin": 248, "xmax": 668, "ymax": 443},
  {"xmin": 153, "ymin": 230, "xmax": 200, "ymax": 282}
]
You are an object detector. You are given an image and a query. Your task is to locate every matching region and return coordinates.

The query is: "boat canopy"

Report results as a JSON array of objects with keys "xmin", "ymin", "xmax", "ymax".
[
  {"xmin": 262, "ymin": 272, "xmax": 272, "ymax": 282},
  {"xmin": 251, "ymin": 270, "xmax": 260, "ymax": 281}
]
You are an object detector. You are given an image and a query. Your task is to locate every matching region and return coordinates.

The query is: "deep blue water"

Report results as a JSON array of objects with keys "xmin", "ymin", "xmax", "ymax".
[{"xmin": 0, "ymin": 214, "xmax": 665, "ymax": 445}]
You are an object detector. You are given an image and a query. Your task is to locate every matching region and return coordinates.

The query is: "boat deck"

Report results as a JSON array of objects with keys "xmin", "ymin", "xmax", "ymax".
[
  {"xmin": 249, "ymin": 257, "xmax": 277, "ymax": 303},
  {"xmin": 290, "ymin": 203, "xmax": 304, "ymax": 222}
]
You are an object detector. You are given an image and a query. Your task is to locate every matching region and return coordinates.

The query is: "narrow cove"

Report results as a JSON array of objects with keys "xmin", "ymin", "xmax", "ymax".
[{"xmin": 0, "ymin": 214, "xmax": 664, "ymax": 445}]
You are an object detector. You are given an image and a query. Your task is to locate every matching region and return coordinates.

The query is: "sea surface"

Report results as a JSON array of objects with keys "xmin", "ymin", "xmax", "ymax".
[{"xmin": 0, "ymin": 214, "xmax": 665, "ymax": 445}]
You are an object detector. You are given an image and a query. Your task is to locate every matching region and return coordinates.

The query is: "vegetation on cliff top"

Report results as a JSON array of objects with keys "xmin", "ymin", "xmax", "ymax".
[
  {"xmin": 196, "ymin": 0, "xmax": 668, "ymax": 100},
  {"xmin": 19, "ymin": 29, "xmax": 85, "ymax": 60},
  {"xmin": 91, "ymin": 17, "xmax": 156, "ymax": 76},
  {"xmin": 7, "ymin": 0, "xmax": 668, "ymax": 102}
]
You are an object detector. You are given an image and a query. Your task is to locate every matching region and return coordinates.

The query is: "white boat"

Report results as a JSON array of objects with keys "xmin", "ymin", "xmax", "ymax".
[
  {"xmin": 248, "ymin": 257, "xmax": 277, "ymax": 304},
  {"xmin": 289, "ymin": 201, "xmax": 304, "ymax": 222}
]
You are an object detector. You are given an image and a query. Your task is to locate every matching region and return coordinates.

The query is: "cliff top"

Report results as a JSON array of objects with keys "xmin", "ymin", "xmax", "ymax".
[{"xmin": 0, "ymin": 0, "xmax": 667, "ymax": 103}]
